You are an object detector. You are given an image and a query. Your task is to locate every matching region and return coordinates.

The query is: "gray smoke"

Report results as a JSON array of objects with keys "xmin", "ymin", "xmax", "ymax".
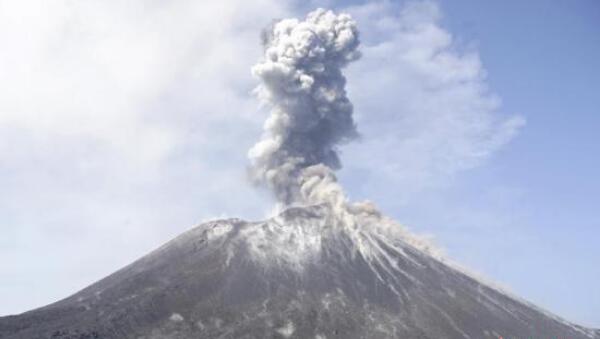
[
  {"xmin": 249, "ymin": 9, "xmax": 361, "ymax": 206},
  {"xmin": 247, "ymin": 9, "xmax": 441, "ymax": 264}
]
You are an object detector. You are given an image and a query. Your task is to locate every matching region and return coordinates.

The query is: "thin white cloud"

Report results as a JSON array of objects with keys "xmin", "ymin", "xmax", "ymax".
[{"xmin": 341, "ymin": 1, "xmax": 525, "ymax": 205}]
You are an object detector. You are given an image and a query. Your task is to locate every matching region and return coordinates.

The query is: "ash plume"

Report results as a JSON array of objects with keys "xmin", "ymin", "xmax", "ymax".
[
  {"xmin": 249, "ymin": 8, "xmax": 361, "ymax": 207},
  {"xmin": 248, "ymin": 9, "xmax": 439, "ymax": 264}
]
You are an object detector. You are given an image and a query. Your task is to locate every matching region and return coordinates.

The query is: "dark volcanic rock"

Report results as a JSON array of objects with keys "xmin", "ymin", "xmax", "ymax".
[{"xmin": 0, "ymin": 206, "xmax": 597, "ymax": 339}]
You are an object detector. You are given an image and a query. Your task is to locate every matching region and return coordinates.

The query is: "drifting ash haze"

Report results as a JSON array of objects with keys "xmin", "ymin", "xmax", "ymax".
[{"xmin": 1, "ymin": 9, "xmax": 598, "ymax": 339}]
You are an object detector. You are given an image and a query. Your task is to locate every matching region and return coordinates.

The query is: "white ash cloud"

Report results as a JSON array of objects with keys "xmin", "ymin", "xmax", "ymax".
[{"xmin": 0, "ymin": 0, "xmax": 290, "ymax": 316}]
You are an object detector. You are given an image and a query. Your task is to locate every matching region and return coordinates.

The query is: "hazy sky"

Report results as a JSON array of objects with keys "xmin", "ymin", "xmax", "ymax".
[{"xmin": 0, "ymin": 0, "xmax": 598, "ymax": 327}]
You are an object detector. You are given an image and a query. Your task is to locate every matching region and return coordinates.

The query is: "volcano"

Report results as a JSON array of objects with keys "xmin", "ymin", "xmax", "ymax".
[{"xmin": 1, "ymin": 205, "xmax": 597, "ymax": 339}]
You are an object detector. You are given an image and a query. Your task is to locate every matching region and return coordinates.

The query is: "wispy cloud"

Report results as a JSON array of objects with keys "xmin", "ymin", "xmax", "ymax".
[{"xmin": 340, "ymin": 1, "xmax": 525, "ymax": 205}]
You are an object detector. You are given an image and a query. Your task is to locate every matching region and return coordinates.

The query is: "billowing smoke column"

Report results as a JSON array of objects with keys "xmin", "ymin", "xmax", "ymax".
[
  {"xmin": 249, "ymin": 9, "xmax": 361, "ymax": 208},
  {"xmin": 247, "ymin": 9, "xmax": 440, "ymax": 265}
]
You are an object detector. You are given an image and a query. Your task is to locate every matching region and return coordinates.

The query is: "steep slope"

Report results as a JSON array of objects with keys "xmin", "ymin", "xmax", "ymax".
[{"xmin": 0, "ymin": 206, "xmax": 597, "ymax": 339}]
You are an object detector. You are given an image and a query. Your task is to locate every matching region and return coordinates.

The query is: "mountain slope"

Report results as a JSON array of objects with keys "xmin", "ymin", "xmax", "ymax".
[{"xmin": 1, "ymin": 206, "xmax": 597, "ymax": 339}]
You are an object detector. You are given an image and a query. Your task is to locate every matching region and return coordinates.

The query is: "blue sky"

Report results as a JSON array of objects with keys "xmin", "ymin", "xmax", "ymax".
[
  {"xmin": 406, "ymin": 0, "xmax": 600, "ymax": 327},
  {"xmin": 0, "ymin": 0, "xmax": 598, "ymax": 328}
]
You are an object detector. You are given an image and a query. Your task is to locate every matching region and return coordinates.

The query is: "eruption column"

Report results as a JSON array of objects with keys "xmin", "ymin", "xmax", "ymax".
[{"xmin": 249, "ymin": 9, "xmax": 361, "ymax": 207}]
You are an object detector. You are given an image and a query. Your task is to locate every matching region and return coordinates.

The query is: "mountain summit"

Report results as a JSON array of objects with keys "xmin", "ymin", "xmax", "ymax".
[{"xmin": 1, "ymin": 205, "xmax": 597, "ymax": 339}]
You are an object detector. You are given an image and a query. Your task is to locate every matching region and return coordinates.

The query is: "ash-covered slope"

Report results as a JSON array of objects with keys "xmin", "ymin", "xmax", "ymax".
[{"xmin": 0, "ymin": 205, "xmax": 597, "ymax": 339}]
